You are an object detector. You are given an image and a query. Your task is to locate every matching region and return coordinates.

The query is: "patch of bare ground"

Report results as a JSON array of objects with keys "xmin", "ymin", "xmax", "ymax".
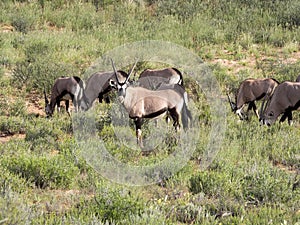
[
  {"xmin": 211, "ymin": 49, "xmax": 300, "ymax": 75},
  {"xmin": 0, "ymin": 24, "xmax": 14, "ymax": 33},
  {"xmin": 31, "ymin": 189, "xmax": 95, "ymax": 214},
  {"xmin": 0, "ymin": 133, "xmax": 25, "ymax": 144},
  {"xmin": 25, "ymin": 91, "xmax": 45, "ymax": 117},
  {"xmin": 273, "ymin": 160, "xmax": 299, "ymax": 175}
]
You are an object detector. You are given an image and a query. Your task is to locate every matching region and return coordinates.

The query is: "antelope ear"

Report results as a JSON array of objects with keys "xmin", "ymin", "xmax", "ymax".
[{"xmin": 109, "ymin": 79, "xmax": 117, "ymax": 89}]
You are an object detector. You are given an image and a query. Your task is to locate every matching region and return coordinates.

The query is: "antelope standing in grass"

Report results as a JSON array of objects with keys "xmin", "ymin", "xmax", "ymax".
[
  {"xmin": 137, "ymin": 67, "xmax": 185, "ymax": 125},
  {"xmin": 227, "ymin": 78, "xmax": 279, "ymax": 120},
  {"xmin": 157, "ymin": 83, "xmax": 192, "ymax": 129},
  {"xmin": 109, "ymin": 60, "xmax": 191, "ymax": 148},
  {"xmin": 137, "ymin": 67, "xmax": 183, "ymax": 90},
  {"xmin": 44, "ymin": 76, "xmax": 85, "ymax": 117},
  {"xmin": 260, "ymin": 81, "xmax": 300, "ymax": 126},
  {"xmin": 80, "ymin": 70, "xmax": 129, "ymax": 111}
]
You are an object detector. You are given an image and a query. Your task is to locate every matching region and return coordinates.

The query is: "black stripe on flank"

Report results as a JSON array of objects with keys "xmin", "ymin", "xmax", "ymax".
[{"xmin": 142, "ymin": 108, "xmax": 168, "ymax": 119}]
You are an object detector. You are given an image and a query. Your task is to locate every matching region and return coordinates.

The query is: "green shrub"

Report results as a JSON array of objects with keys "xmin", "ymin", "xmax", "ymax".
[
  {"xmin": 189, "ymin": 171, "xmax": 231, "ymax": 197},
  {"xmin": 277, "ymin": 0, "xmax": 300, "ymax": 29},
  {"xmin": 12, "ymin": 38, "xmax": 78, "ymax": 90},
  {"xmin": 240, "ymin": 166, "xmax": 294, "ymax": 204},
  {"xmin": 0, "ymin": 170, "xmax": 33, "ymax": 225},
  {"xmin": 11, "ymin": 15, "xmax": 30, "ymax": 34},
  {"xmin": 0, "ymin": 116, "xmax": 27, "ymax": 135},
  {"xmin": 2, "ymin": 154, "xmax": 79, "ymax": 189},
  {"xmin": 73, "ymin": 187, "xmax": 144, "ymax": 223}
]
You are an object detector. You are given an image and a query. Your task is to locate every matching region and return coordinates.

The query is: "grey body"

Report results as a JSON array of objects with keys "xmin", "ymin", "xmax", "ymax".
[
  {"xmin": 110, "ymin": 60, "xmax": 189, "ymax": 148},
  {"xmin": 228, "ymin": 78, "xmax": 279, "ymax": 120},
  {"xmin": 261, "ymin": 81, "xmax": 300, "ymax": 125},
  {"xmin": 157, "ymin": 83, "xmax": 192, "ymax": 129},
  {"xmin": 80, "ymin": 70, "xmax": 128, "ymax": 110},
  {"xmin": 137, "ymin": 67, "xmax": 183, "ymax": 90},
  {"xmin": 44, "ymin": 76, "xmax": 85, "ymax": 117}
]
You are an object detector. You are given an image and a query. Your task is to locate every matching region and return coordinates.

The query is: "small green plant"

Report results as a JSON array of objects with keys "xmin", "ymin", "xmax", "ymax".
[
  {"xmin": 0, "ymin": 116, "xmax": 27, "ymax": 135},
  {"xmin": 2, "ymin": 154, "xmax": 79, "ymax": 189},
  {"xmin": 11, "ymin": 16, "xmax": 30, "ymax": 34},
  {"xmin": 73, "ymin": 187, "xmax": 145, "ymax": 223}
]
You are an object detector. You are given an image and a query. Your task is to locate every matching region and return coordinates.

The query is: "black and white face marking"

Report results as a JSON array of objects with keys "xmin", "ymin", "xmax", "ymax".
[
  {"xmin": 116, "ymin": 82, "xmax": 128, "ymax": 97},
  {"xmin": 45, "ymin": 104, "xmax": 53, "ymax": 117},
  {"xmin": 268, "ymin": 111, "xmax": 274, "ymax": 117}
]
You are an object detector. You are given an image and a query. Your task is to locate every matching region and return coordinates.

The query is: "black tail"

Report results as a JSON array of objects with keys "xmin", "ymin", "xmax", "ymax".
[
  {"xmin": 172, "ymin": 67, "xmax": 184, "ymax": 86},
  {"xmin": 181, "ymin": 102, "xmax": 192, "ymax": 130}
]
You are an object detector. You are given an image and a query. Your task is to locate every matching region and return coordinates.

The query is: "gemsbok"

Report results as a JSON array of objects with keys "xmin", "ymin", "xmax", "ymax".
[
  {"xmin": 260, "ymin": 81, "xmax": 300, "ymax": 126},
  {"xmin": 137, "ymin": 67, "xmax": 183, "ymax": 90},
  {"xmin": 157, "ymin": 83, "xmax": 192, "ymax": 129},
  {"xmin": 109, "ymin": 60, "xmax": 191, "ymax": 148},
  {"xmin": 44, "ymin": 76, "xmax": 85, "ymax": 117},
  {"xmin": 80, "ymin": 70, "xmax": 129, "ymax": 111},
  {"xmin": 227, "ymin": 78, "xmax": 279, "ymax": 120}
]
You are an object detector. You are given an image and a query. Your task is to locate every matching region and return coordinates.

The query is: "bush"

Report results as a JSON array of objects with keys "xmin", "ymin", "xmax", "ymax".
[
  {"xmin": 240, "ymin": 166, "xmax": 294, "ymax": 204},
  {"xmin": 11, "ymin": 15, "xmax": 30, "ymax": 34},
  {"xmin": 12, "ymin": 39, "xmax": 77, "ymax": 91},
  {"xmin": 73, "ymin": 187, "xmax": 144, "ymax": 223},
  {"xmin": 2, "ymin": 154, "xmax": 79, "ymax": 189},
  {"xmin": 0, "ymin": 116, "xmax": 27, "ymax": 135},
  {"xmin": 189, "ymin": 171, "xmax": 232, "ymax": 197},
  {"xmin": 277, "ymin": 0, "xmax": 300, "ymax": 29}
]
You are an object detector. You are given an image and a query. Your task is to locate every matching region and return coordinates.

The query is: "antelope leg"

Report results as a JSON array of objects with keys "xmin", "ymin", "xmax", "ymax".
[
  {"xmin": 134, "ymin": 118, "xmax": 143, "ymax": 148},
  {"xmin": 57, "ymin": 101, "xmax": 61, "ymax": 113},
  {"xmin": 250, "ymin": 102, "xmax": 259, "ymax": 118},
  {"xmin": 287, "ymin": 111, "xmax": 293, "ymax": 125},
  {"xmin": 279, "ymin": 112, "xmax": 287, "ymax": 123},
  {"xmin": 73, "ymin": 99, "xmax": 78, "ymax": 113},
  {"xmin": 65, "ymin": 100, "xmax": 71, "ymax": 116},
  {"xmin": 169, "ymin": 108, "xmax": 180, "ymax": 131}
]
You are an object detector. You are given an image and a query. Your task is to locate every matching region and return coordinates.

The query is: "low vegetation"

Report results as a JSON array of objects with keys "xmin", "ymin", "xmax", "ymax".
[{"xmin": 0, "ymin": 0, "xmax": 299, "ymax": 224}]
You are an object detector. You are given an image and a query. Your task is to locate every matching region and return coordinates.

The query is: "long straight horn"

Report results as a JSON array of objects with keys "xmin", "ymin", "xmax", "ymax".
[
  {"xmin": 226, "ymin": 93, "xmax": 236, "ymax": 111},
  {"xmin": 259, "ymin": 99, "xmax": 265, "ymax": 120},
  {"xmin": 126, "ymin": 60, "xmax": 138, "ymax": 83},
  {"xmin": 259, "ymin": 95, "xmax": 268, "ymax": 120},
  {"xmin": 44, "ymin": 85, "xmax": 49, "ymax": 105},
  {"xmin": 260, "ymin": 86, "xmax": 273, "ymax": 120},
  {"xmin": 111, "ymin": 58, "xmax": 119, "ymax": 83}
]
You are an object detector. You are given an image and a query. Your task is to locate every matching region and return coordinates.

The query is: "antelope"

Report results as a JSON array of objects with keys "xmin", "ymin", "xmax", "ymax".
[
  {"xmin": 44, "ymin": 76, "xmax": 85, "ymax": 117},
  {"xmin": 137, "ymin": 67, "xmax": 185, "ymax": 124},
  {"xmin": 227, "ymin": 78, "xmax": 279, "ymax": 120},
  {"xmin": 80, "ymin": 70, "xmax": 129, "ymax": 111},
  {"xmin": 260, "ymin": 81, "xmax": 300, "ymax": 126},
  {"xmin": 137, "ymin": 67, "xmax": 183, "ymax": 90},
  {"xmin": 109, "ymin": 60, "xmax": 191, "ymax": 148},
  {"xmin": 157, "ymin": 83, "xmax": 192, "ymax": 129}
]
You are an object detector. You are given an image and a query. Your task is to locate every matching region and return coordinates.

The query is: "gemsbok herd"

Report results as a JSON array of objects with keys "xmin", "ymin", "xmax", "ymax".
[
  {"xmin": 44, "ymin": 59, "xmax": 300, "ymax": 147},
  {"xmin": 227, "ymin": 74, "xmax": 300, "ymax": 125},
  {"xmin": 44, "ymin": 59, "xmax": 192, "ymax": 147}
]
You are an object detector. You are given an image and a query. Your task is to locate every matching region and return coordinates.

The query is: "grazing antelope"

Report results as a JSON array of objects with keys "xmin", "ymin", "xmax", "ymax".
[
  {"xmin": 44, "ymin": 76, "xmax": 85, "ymax": 117},
  {"xmin": 137, "ymin": 67, "xmax": 183, "ymax": 90},
  {"xmin": 260, "ymin": 81, "xmax": 300, "ymax": 126},
  {"xmin": 80, "ymin": 70, "xmax": 129, "ymax": 111},
  {"xmin": 227, "ymin": 78, "xmax": 279, "ymax": 120},
  {"xmin": 109, "ymin": 60, "xmax": 190, "ymax": 148}
]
